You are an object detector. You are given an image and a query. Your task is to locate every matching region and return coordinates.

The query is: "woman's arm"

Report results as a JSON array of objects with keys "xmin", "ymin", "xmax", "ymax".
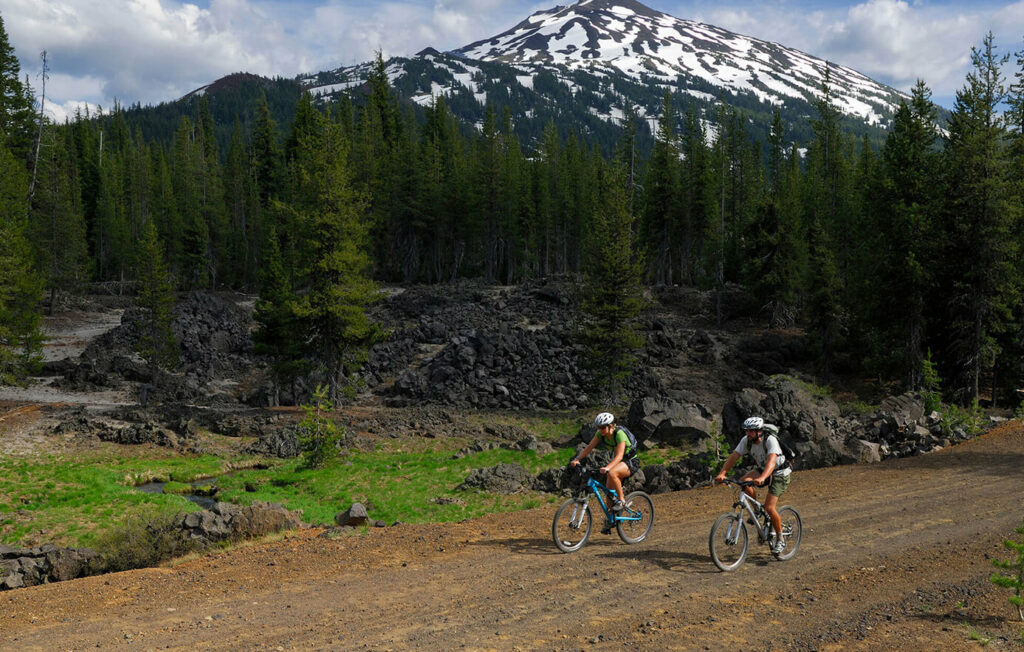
[
  {"xmin": 602, "ymin": 441, "xmax": 626, "ymax": 472},
  {"xmin": 571, "ymin": 436, "xmax": 599, "ymax": 466}
]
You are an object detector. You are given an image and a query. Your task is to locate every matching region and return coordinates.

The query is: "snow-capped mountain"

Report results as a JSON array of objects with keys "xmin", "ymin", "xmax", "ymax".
[
  {"xmin": 456, "ymin": 0, "xmax": 901, "ymax": 126},
  {"xmin": 302, "ymin": 0, "xmax": 910, "ymax": 148}
]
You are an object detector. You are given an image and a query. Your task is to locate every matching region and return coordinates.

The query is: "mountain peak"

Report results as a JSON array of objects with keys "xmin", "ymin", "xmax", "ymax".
[{"xmin": 453, "ymin": 0, "xmax": 902, "ymax": 126}]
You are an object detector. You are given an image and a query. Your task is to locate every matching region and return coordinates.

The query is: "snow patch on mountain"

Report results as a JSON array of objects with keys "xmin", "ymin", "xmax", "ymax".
[{"xmin": 454, "ymin": 0, "xmax": 903, "ymax": 125}]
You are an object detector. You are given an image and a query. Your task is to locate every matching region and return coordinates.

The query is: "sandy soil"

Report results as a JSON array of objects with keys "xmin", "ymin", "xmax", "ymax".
[
  {"xmin": 2, "ymin": 421, "xmax": 1022, "ymax": 650},
  {"xmin": 0, "ymin": 309, "xmax": 134, "ymax": 407}
]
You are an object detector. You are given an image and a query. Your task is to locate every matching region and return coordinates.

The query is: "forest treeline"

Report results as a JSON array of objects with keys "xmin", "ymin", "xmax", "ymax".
[{"xmin": 1, "ymin": 14, "xmax": 1022, "ymax": 407}]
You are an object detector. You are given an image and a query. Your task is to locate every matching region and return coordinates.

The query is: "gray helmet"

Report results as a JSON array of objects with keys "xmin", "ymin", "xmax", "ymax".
[{"xmin": 593, "ymin": 412, "xmax": 614, "ymax": 427}]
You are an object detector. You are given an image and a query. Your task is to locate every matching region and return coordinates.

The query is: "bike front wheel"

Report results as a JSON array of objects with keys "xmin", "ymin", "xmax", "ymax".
[
  {"xmin": 773, "ymin": 506, "xmax": 802, "ymax": 561},
  {"xmin": 616, "ymin": 491, "xmax": 654, "ymax": 544},
  {"xmin": 709, "ymin": 512, "xmax": 749, "ymax": 571},
  {"xmin": 552, "ymin": 497, "xmax": 593, "ymax": 553}
]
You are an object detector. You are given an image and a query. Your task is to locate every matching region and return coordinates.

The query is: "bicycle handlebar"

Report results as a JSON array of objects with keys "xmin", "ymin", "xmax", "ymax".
[
  {"xmin": 718, "ymin": 478, "xmax": 762, "ymax": 488},
  {"xmin": 567, "ymin": 463, "xmax": 607, "ymax": 475}
]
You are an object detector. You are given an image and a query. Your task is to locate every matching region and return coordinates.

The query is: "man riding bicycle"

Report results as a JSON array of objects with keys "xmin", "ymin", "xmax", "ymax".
[
  {"xmin": 570, "ymin": 412, "xmax": 639, "ymax": 512},
  {"xmin": 715, "ymin": 416, "xmax": 792, "ymax": 554}
]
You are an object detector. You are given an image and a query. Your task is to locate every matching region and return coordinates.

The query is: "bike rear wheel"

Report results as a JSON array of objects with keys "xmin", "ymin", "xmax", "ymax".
[
  {"xmin": 552, "ymin": 497, "xmax": 593, "ymax": 552},
  {"xmin": 616, "ymin": 491, "xmax": 654, "ymax": 544},
  {"xmin": 709, "ymin": 512, "xmax": 749, "ymax": 571},
  {"xmin": 773, "ymin": 505, "xmax": 802, "ymax": 560}
]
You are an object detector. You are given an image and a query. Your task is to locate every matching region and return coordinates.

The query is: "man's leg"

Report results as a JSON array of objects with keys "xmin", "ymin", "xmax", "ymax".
[
  {"xmin": 739, "ymin": 470, "xmax": 759, "ymax": 500},
  {"xmin": 764, "ymin": 493, "xmax": 782, "ymax": 536}
]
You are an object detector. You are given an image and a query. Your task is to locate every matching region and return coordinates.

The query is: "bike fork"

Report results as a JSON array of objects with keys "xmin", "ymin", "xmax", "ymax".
[
  {"xmin": 571, "ymin": 501, "xmax": 587, "ymax": 528},
  {"xmin": 726, "ymin": 514, "xmax": 741, "ymax": 545}
]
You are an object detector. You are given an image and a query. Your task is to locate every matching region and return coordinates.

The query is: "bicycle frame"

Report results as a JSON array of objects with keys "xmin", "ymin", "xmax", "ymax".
[
  {"xmin": 710, "ymin": 477, "xmax": 801, "ymax": 570},
  {"xmin": 724, "ymin": 481, "xmax": 773, "ymax": 544},
  {"xmin": 569, "ymin": 472, "xmax": 643, "ymax": 526}
]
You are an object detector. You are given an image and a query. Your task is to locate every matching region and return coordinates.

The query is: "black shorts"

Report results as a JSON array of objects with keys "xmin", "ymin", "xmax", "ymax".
[{"xmin": 625, "ymin": 456, "xmax": 640, "ymax": 474}]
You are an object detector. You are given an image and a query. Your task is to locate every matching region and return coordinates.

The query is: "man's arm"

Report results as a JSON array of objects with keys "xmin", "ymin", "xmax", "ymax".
[
  {"xmin": 755, "ymin": 453, "xmax": 777, "ymax": 484},
  {"xmin": 715, "ymin": 451, "xmax": 742, "ymax": 482}
]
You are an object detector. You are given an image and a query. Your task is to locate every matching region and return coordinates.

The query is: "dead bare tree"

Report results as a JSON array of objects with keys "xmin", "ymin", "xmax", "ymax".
[{"xmin": 27, "ymin": 49, "xmax": 47, "ymax": 210}]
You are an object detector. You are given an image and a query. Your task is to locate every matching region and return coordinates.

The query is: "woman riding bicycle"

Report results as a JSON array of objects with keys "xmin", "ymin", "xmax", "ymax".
[
  {"xmin": 715, "ymin": 416, "xmax": 792, "ymax": 554},
  {"xmin": 570, "ymin": 412, "xmax": 639, "ymax": 512}
]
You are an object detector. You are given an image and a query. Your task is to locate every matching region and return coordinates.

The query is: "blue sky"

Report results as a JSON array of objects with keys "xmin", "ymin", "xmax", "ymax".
[{"xmin": 4, "ymin": 0, "xmax": 1024, "ymax": 121}]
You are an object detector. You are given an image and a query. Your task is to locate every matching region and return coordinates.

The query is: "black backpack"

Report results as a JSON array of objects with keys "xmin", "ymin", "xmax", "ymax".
[{"xmin": 768, "ymin": 434, "xmax": 798, "ymax": 470}]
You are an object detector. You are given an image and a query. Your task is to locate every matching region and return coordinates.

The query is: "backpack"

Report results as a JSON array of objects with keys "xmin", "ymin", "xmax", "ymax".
[
  {"xmin": 616, "ymin": 425, "xmax": 639, "ymax": 459},
  {"xmin": 595, "ymin": 425, "xmax": 638, "ymax": 459},
  {"xmin": 768, "ymin": 434, "xmax": 798, "ymax": 470}
]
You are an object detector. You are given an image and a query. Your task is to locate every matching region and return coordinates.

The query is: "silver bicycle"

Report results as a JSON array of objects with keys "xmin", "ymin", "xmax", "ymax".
[{"xmin": 708, "ymin": 478, "xmax": 802, "ymax": 571}]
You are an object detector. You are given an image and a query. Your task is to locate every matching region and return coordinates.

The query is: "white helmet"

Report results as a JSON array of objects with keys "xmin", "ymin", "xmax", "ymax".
[
  {"xmin": 593, "ymin": 412, "xmax": 615, "ymax": 427},
  {"xmin": 742, "ymin": 416, "xmax": 764, "ymax": 431}
]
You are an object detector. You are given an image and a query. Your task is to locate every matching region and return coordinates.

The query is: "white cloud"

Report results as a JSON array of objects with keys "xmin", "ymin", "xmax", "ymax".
[
  {"xmin": 8, "ymin": 0, "xmax": 1024, "ymax": 115},
  {"xmin": 3, "ymin": 0, "xmax": 536, "ymax": 112},
  {"xmin": 669, "ymin": 0, "xmax": 1023, "ymax": 105},
  {"xmin": 820, "ymin": 0, "xmax": 980, "ymax": 96}
]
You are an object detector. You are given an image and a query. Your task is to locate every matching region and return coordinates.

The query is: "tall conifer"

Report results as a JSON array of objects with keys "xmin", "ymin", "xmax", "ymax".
[
  {"xmin": 941, "ymin": 33, "xmax": 1020, "ymax": 403},
  {"xmin": 0, "ymin": 142, "xmax": 44, "ymax": 383},
  {"xmin": 579, "ymin": 161, "xmax": 645, "ymax": 398}
]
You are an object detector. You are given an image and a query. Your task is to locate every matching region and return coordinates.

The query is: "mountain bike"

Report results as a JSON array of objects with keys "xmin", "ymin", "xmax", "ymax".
[
  {"xmin": 552, "ymin": 464, "xmax": 654, "ymax": 553},
  {"xmin": 708, "ymin": 478, "xmax": 802, "ymax": 571}
]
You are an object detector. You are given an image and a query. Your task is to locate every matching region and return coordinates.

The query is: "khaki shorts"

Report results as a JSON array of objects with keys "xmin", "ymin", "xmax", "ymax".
[{"xmin": 768, "ymin": 473, "xmax": 791, "ymax": 497}]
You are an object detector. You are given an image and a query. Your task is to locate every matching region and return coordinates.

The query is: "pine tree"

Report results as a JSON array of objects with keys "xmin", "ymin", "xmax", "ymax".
[
  {"xmin": 29, "ymin": 124, "xmax": 89, "ymax": 313},
  {"xmin": 93, "ymin": 137, "xmax": 129, "ymax": 284},
  {"xmin": 641, "ymin": 92, "xmax": 680, "ymax": 286},
  {"xmin": 0, "ymin": 142, "xmax": 44, "ymax": 384},
  {"xmin": 473, "ymin": 103, "xmax": 502, "ymax": 282},
  {"xmin": 579, "ymin": 161, "xmax": 646, "ymax": 398},
  {"xmin": 223, "ymin": 119, "xmax": 259, "ymax": 288},
  {"xmin": 0, "ymin": 14, "xmax": 35, "ymax": 161},
  {"xmin": 875, "ymin": 81, "xmax": 940, "ymax": 389},
  {"xmin": 195, "ymin": 97, "xmax": 226, "ymax": 288},
  {"xmin": 941, "ymin": 33, "xmax": 1019, "ymax": 403},
  {"xmin": 535, "ymin": 120, "xmax": 560, "ymax": 277},
  {"xmin": 252, "ymin": 224, "xmax": 304, "ymax": 406},
  {"xmin": 416, "ymin": 95, "xmax": 467, "ymax": 282},
  {"xmin": 288, "ymin": 110, "xmax": 384, "ymax": 403},
  {"xmin": 806, "ymin": 216, "xmax": 843, "ymax": 381},
  {"xmin": 680, "ymin": 103, "xmax": 711, "ymax": 284},
  {"xmin": 251, "ymin": 91, "xmax": 283, "ymax": 208},
  {"xmin": 744, "ymin": 110, "xmax": 801, "ymax": 328},
  {"xmin": 498, "ymin": 108, "xmax": 531, "ymax": 283},
  {"xmin": 134, "ymin": 219, "xmax": 178, "ymax": 378},
  {"xmin": 171, "ymin": 116, "xmax": 211, "ymax": 288}
]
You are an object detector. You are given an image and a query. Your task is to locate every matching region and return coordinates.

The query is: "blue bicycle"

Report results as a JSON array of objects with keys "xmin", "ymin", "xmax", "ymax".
[{"xmin": 552, "ymin": 464, "xmax": 655, "ymax": 552}]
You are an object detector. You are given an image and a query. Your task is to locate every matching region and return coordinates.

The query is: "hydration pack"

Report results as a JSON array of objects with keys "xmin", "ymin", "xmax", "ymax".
[
  {"xmin": 769, "ymin": 434, "xmax": 798, "ymax": 470},
  {"xmin": 616, "ymin": 425, "xmax": 639, "ymax": 458}
]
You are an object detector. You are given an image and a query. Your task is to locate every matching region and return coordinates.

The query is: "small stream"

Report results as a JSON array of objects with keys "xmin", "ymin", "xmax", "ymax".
[{"xmin": 136, "ymin": 477, "xmax": 222, "ymax": 509}]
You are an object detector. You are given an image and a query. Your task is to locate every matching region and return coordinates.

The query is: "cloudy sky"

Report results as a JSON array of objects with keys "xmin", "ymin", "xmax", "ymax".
[{"xmin": 4, "ymin": 0, "xmax": 1024, "ymax": 121}]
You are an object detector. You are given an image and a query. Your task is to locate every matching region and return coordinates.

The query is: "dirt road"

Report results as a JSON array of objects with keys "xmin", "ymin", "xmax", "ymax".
[{"xmin": 3, "ymin": 423, "xmax": 1023, "ymax": 651}]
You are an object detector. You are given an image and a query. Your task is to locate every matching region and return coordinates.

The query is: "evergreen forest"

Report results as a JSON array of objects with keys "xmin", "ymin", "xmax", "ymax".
[{"xmin": 1, "ymin": 13, "xmax": 1023, "ymax": 409}]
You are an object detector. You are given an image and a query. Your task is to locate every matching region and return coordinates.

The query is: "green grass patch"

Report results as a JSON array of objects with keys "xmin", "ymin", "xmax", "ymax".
[
  {"xmin": 214, "ymin": 445, "xmax": 570, "ymax": 526},
  {"xmin": 0, "ymin": 441, "xmax": 581, "ymax": 549},
  {"xmin": 0, "ymin": 452, "xmax": 240, "ymax": 548},
  {"xmin": 637, "ymin": 446, "xmax": 689, "ymax": 466}
]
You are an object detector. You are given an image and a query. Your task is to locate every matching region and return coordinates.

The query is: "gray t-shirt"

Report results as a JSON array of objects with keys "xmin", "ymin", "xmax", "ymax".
[{"xmin": 734, "ymin": 434, "xmax": 791, "ymax": 477}]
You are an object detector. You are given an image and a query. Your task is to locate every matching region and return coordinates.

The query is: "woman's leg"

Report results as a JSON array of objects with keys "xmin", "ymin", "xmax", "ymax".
[{"xmin": 605, "ymin": 461, "xmax": 631, "ymax": 503}]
